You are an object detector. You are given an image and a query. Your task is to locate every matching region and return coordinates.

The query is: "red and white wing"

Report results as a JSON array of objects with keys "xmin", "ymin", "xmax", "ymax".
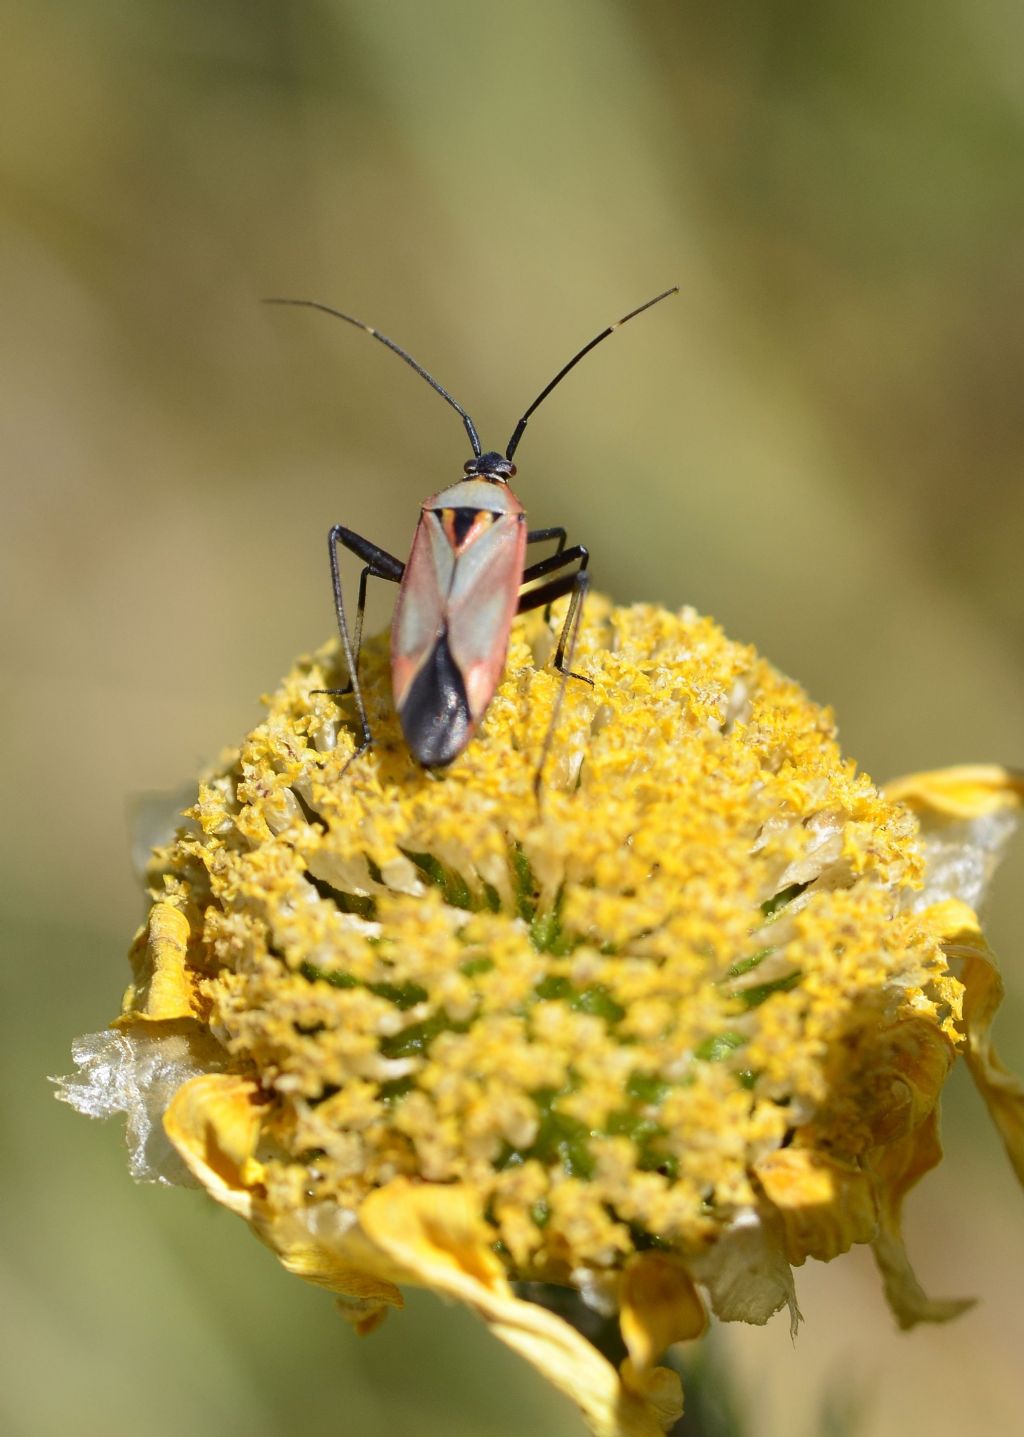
[
  {"xmin": 391, "ymin": 511, "xmax": 455, "ymax": 713},
  {"xmin": 446, "ymin": 512, "xmax": 527, "ymax": 722},
  {"xmin": 390, "ymin": 492, "xmax": 526, "ymax": 766}
]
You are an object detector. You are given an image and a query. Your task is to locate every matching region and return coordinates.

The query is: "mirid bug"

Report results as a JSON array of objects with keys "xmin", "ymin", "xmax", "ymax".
[{"xmin": 267, "ymin": 287, "xmax": 677, "ymax": 779}]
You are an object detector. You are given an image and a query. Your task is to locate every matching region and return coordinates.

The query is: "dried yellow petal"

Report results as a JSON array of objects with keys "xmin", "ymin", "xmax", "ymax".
[
  {"xmin": 619, "ymin": 1252, "xmax": 707, "ymax": 1371},
  {"xmin": 885, "ymin": 764, "xmax": 1024, "ymax": 819},
  {"xmin": 869, "ymin": 1108, "xmax": 975, "ymax": 1328},
  {"xmin": 118, "ymin": 902, "xmax": 200, "ymax": 1026},
  {"xmin": 926, "ymin": 900, "xmax": 1024, "ymax": 1188},
  {"xmin": 360, "ymin": 1179, "xmax": 676, "ymax": 1435},
  {"xmin": 163, "ymin": 1073, "xmax": 265, "ymax": 1218},
  {"xmin": 754, "ymin": 1148, "xmax": 876, "ymax": 1265}
]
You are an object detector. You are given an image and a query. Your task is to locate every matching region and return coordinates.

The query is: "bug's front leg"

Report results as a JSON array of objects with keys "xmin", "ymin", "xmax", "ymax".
[
  {"xmin": 322, "ymin": 525, "xmax": 404, "ymax": 760},
  {"xmin": 525, "ymin": 526, "xmax": 567, "ymax": 553},
  {"xmin": 525, "ymin": 527, "xmax": 568, "ymax": 622}
]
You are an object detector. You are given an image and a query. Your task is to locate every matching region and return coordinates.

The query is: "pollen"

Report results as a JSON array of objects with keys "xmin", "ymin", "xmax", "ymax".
[{"xmin": 58, "ymin": 595, "xmax": 1024, "ymax": 1437}]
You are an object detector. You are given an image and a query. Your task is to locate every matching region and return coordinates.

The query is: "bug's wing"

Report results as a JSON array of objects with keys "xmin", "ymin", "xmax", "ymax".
[
  {"xmin": 391, "ymin": 507, "xmax": 525, "ymax": 767},
  {"xmin": 391, "ymin": 513, "xmax": 454, "ymax": 714},
  {"xmin": 446, "ymin": 513, "xmax": 526, "ymax": 723}
]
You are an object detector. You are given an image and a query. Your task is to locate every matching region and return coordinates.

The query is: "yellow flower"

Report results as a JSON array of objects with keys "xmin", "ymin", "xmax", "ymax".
[{"xmin": 57, "ymin": 597, "xmax": 1024, "ymax": 1435}]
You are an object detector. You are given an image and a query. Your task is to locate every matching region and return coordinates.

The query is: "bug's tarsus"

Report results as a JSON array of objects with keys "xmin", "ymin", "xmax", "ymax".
[
  {"xmin": 339, "ymin": 738, "xmax": 374, "ymax": 778},
  {"xmin": 504, "ymin": 285, "xmax": 678, "ymax": 461},
  {"xmin": 264, "ymin": 296, "xmax": 482, "ymax": 456}
]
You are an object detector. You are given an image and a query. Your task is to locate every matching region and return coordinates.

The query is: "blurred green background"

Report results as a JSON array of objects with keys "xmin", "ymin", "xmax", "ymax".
[{"xmin": 5, "ymin": 3, "xmax": 1023, "ymax": 1434}]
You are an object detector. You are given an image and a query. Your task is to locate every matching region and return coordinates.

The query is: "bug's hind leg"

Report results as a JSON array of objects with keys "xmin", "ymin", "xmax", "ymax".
[{"xmin": 320, "ymin": 524, "xmax": 404, "ymax": 762}]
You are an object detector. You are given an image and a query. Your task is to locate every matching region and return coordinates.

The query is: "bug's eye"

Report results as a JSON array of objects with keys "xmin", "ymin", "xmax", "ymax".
[
  {"xmin": 463, "ymin": 459, "xmax": 476, "ymax": 474},
  {"xmin": 506, "ymin": 462, "xmax": 517, "ymax": 478}
]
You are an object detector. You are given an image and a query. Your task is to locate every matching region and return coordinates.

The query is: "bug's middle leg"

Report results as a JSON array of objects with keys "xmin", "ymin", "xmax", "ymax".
[
  {"xmin": 320, "ymin": 562, "xmax": 393, "ymax": 697},
  {"xmin": 323, "ymin": 524, "xmax": 404, "ymax": 756},
  {"xmin": 518, "ymin": 544, "xmax": 592, "ymax": 684},
  {"xmin": 518, "ymin": 547, "xmax": 592, "ymax": 797}
]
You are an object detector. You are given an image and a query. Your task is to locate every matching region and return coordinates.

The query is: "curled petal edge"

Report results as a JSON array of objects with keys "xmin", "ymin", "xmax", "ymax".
[
  {"xmin": 754, "ymin": 1148, "xmax": 876, "ymax": 1266},
  {"xmin": 252, "ymin": 1209, "xmax": 404, "ymax": 1335},
  {"xmin": 117, "ymin": 903, "xmax": 202, "ymax": 1026},
  {"xmin": 162, "ymin": 1073, "xmax": 267, "ymax": 1219},
  {"xmin": 359, "ymin": 1179, "xmax": 682, "ymax": 1437},
  {"xmin": 162, "ymin": 1089, "xmax": 682, "ymax": 1437},
  {"xmin": 619, "ymin": 1251, "xmax": 707, "ymax": 1374},
  {"xmin": 884, "ymin": 765, "xmax": 1024, "ymax": 820},
  {"xmin": 163, "ymin": 1074, "xmax": 403, "ymax": 1331},
  {"xmin": 868, "ymin": 1105, "xmax": 975, "ymax": 1328},
  {"xmin": 926, "ymin": 899, "xmax": 1024, "ymax": 1190}
]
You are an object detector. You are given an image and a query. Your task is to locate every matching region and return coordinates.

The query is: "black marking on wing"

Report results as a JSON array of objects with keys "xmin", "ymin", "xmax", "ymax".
[
  {"xmin": 450, "ymin": 508, "xmax": 484, "ymax": 546},
  {"xmin": 400, "ymin": 628, "xmax": 472, "ymax": 767}
]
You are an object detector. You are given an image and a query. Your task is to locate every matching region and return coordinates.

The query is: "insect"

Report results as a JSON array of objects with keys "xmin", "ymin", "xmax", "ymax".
[{"xmin": 267, "ymin": 287, "xmax": 677, "ymax": 777}]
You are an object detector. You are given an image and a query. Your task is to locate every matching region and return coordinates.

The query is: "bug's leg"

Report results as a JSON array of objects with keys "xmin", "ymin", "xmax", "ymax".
[
  {"xmin": 552, "ymin": 567, "xmax": 589, "ymax": 677},
  {"xmin": 518, "ymin": 544, "xmax": 591, "ymax": 680},
  {"xmin": 525, "ymin": 527, "xmax": 567, "ymax": 621},
  {"xmin": 520, "ymin": 540, "xmax": 586, "ymax": 587},
  {"xmin": 316, "ymin": 562, "xmax": 392, "ymax": 697},
  {"xmin": 517, "ymin": 551, "xmax": 592, "ymax": 798},
  {"xmin": 344, "ymin": 564, "xmax": 375, "ymax": 691},
  {"xmin": 525, "ymin": 526, "xmax": 567, "ymax": 558},
  {"xmin": 320, "ymin": 525, "xmax": 404, "ymax": 762},
  {"xmin": 320, "ymin": 527, "xmax": 405, "ymax": 692}
]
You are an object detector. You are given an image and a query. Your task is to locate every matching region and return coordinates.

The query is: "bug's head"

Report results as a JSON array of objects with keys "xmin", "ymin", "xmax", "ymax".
[{"xmin": 464, "ymin": 451, "xmax": 516, "ymax": 484}]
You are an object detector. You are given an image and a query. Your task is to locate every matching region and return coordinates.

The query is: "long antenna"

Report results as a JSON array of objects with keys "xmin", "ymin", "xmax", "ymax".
[
  {"xmin": 505, "ymin": 286, "xmax": 678, "ymax": 461},
  {"xmin": 264, "ymin": 297, "xmax": 482, "ymax": 457}
]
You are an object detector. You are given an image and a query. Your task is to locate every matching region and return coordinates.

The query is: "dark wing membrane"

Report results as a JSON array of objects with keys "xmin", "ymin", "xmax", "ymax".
[{"xmin": 399, "ymin": 629, "xmax": 472, "ymax": 767}]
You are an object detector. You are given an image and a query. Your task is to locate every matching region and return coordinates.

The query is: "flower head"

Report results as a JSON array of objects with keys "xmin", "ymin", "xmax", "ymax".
[{"xmin": 58, "ymin": 596, "xmax": 1024, "ymax": 1435}]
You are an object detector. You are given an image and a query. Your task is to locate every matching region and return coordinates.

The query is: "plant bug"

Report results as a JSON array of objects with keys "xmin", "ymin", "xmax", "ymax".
[{"xmin": 267, "ymin": 287, "xmax": 677, "ymax": 781}]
